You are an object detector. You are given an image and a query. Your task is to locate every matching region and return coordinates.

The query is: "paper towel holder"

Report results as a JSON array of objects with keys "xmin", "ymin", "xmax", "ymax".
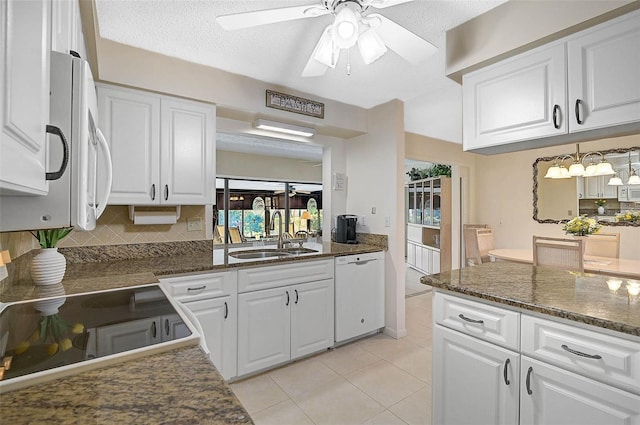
[{"xmin": 128, "ymin": 205, "xmax": 181, "ymax": 225}]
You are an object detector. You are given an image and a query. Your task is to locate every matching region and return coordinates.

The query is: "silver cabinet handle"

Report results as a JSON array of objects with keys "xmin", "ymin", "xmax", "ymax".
[
  {"xmin": 458, "ymin": 314, "xmax": 484, "ymax": 324},
  {"xmin": 552, "ymin": 104, "xmax": 560, "ymax": 129},
  {"xmin": 187, "ymin": 285, "xmax": 206, "ymax": 291},
  {"xmin": 286, "ymin": 290, "xmax": 290, "ymax": 306},
  {"xmin": 503, "ymin": 358, "xmax": 510, "ymax": 385},
  {"xmin": 165, "ymin": 318, "xmax": 170, "ymax": 336},
  {"xmin": 295, "ymin": 289, "xmax": 299, "ymax": 304},
  {"xmin": 151, "ymin": 321, "xmax": 157, "ymax": 339},
  {"xmin": 151, "ymin": 184, "xmax": 156, "ymax": 201},
  {"xmin": 575, "ymin": 99, "xmax": 584, "ymax": 125},
  {"xmin": 561, "ymin": 344, "xmax": 602, "ymax": 359},
  {"xmin": 164, "ymin": 184, "xmax": 169, "ymax": 201},
  {"xmin": 224, "ymin": 301, "xmax": 228, "ymax": 319},
  {"xmin": 526, "ymin": 366, "xmax": 533, "ymax": 395}
]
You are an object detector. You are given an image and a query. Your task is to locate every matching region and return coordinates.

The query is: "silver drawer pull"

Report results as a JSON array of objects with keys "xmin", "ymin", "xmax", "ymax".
[
  {"xmin": 561, "ymin": 344, "xmax": 602, "ymax": 359},
  {"xmin": 187, "ymin": 285, "xmax": 206, "ymax": 291},
  {"xmin": 458, "ymin": 314, "xmax": 484, "ymax": 324}
]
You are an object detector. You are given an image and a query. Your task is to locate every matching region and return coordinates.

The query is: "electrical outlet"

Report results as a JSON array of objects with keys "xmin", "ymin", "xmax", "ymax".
[
  {"xmin": 568, "ymin": 210, "xmax": 573, "ymax": 216},
  {"xmin": 371, "ymin": 207, "xmax": 376, "ymax": 214},
  {"xmin": 359, "ymin": 216, "xmax": 365, "ymax": 226},
  {"xmin": 384, "ymin": 216, "xmax": 390, "ymax": 227},
  {"xmin": 187, "ymin": 217, "xmax": 202, "ymax": 231}
]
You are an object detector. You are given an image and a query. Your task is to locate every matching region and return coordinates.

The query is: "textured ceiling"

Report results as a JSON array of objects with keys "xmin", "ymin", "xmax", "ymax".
[{"xmin": 94, "ymin": 0, "xmax": 506, "ymax": 110}]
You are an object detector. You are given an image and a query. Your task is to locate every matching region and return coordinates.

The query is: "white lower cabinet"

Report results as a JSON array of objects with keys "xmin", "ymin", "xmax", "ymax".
[
  {"xmin": 433, "ymin": 291, "xmax": 640, "ymax": 425},
  {"xmin": 520, "ymin": 356, "xmax": 640, "ymax": 425},
  {"xmin": 237, "ymin": 278, "xmax": 334, "ymax": 376},
  {"xmin": 181, "ymin": 296, "xmax": 237, "ymax": 381},
  {"xmin": 407, "ymin": 241, "xmax": 440, "ymax": 275},
  {"xmin": 433, "ymin": 325, "xmax": 520, "ymax": 425},
  {"xmin": 160, "ymin": 271, "xmax": 238, "ymax": 380}
]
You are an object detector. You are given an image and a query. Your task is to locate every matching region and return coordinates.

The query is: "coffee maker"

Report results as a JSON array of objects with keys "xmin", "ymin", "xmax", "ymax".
[{"xmin": 336, "ymin": 215, "xmax": 358, "ymax": 244}]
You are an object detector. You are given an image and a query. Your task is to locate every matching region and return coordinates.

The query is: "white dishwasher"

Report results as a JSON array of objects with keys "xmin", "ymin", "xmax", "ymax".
[{"xmin": 334, "ymin": 251, "xmax": 385, "ymax": 343}]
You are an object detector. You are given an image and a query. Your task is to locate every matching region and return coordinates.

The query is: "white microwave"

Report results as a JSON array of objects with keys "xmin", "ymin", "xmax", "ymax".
[
  {"xmin": 618, "ymin": 185, "xmax": 640, "ymax": 202},
  {"xmin": 0, "ymin": 52, "xmax": 112, "ymax": 232}
]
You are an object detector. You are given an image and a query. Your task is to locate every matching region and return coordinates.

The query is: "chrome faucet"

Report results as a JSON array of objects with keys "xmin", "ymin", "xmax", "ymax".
[{"xmin": 272, "ymin": 211, "xmax": 284, "ymax": 249}]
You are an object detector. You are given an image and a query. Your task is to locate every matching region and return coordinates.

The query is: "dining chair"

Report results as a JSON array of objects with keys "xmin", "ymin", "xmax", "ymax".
[
  {"xmin": 532, "ymin": 236, "xmax": 584, "ymax": 272},
  {"xmin": 583, "ymin": 233, "xmax": 620, "ymax": 258},
  {"xmin": 464, "ymin": 226, "xmax": 494, "ymax": 266}
]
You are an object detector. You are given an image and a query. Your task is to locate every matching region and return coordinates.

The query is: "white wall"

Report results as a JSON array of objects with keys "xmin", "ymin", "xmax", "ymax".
[
  {"xmin": 404, "ymin": 83, "xmax": 463, "ymax": 144},
  {"xmin": 346, "ymin": 100, "xmax": 406, "ymax": 339}
]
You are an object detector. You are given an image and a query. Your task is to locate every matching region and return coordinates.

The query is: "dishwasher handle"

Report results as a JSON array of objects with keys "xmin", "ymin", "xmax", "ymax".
[{"xmin": 352, "ymin": 259, "xmax": 378, "ymax": 266}]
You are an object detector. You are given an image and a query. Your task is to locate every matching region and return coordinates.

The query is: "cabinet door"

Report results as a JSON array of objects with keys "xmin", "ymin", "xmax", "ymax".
[
  {"xmin": 291, "ymin": 279, "xmax": 334, "ymax": 359},
  {"xmin": 160, "ymin": 98, "xmax": 215, "ymax": 205},
  {"xmin": 97, "ymin": 85, "xmax": 161, "ymax": 205},
  {"xmin": 520, "ymin": 356, "xmax": 640, "ymax": 425},
  {"xmin": 568, "ymin": 11, "xmax": 640, "ymax": 132},
  {"xmin": 183, "ymin": 296, "xmax": 237, "ymax": 380},
  {"xmin": 51, "ymin": 0, "xmax": 80, "ymax": 55},
  {"xmin": 407, "ymin": 242, "xmax": 416, "ymax": 267},
  {"xmin": 433, "ymin": 325, "xmax": 520, "ymax": 425},
  {"xmin": 421, "ymin": 246, "xmax": 431, "ymax": 274},
  {"xmin": 431, "ymin": 249, "xmax": 441, "ymax": 274},
  {"xmin": 583, "ymin": 176, "xmax": 617, "ymax": 199},
  {"xmin": 96, "ymin": 317, "xmax": 161, "ymax": 357},
  {"xmin": 0, "ymin": 0, "xmax": 50, "ymax": 195},
  {"xmin": 238, "ymin": 287, "xmax": 290, "ymax": 376},
  {"xmin": 463, "ymin": 43, "xmax": 567, "ymax": 151},
  {"xmin": 602, "ymin": 177, "xmax": 618, "ymax": 199},
  {"xmin": 415, "ymin": 244, "xmax": 424, "ymax": 271}
]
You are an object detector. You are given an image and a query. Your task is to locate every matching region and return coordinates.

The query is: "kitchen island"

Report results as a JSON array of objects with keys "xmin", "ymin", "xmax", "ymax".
[{"xmin": 422, "ymin": 261, "xmax": 640, "ymax": 425}]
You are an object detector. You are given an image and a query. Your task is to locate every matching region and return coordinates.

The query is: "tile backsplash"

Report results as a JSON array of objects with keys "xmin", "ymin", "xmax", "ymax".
[{"xmin": 0, "ymin": 205, "xmax": 208, "ymax": 258}]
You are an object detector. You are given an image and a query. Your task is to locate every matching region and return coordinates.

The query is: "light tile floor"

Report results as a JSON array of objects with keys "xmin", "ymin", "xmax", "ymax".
[
  {"xmin": 405, "ymin": 264, "xmax": 431, "ymax": 297},
  {"xmin": 230, "ymin": 292, "xmax": 434, "ymax": 425}
]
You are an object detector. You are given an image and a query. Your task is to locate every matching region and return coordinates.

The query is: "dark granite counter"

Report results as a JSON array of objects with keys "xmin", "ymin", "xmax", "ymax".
[
  {"xmin": 2, "ymin": 240, "xmax": 385, "ymax": 304},
  {"xmin": 421, "ymin": 261, "xmax": 640, "ymax": 337},
  {"xmin": 0, "ymin": 346, "xmax": 252, "ymax": 424}
]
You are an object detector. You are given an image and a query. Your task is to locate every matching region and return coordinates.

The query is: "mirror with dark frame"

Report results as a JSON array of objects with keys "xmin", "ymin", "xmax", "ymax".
[{"xmin": 533, "ymin": 146, "xmax": 640, "ymax": 226}]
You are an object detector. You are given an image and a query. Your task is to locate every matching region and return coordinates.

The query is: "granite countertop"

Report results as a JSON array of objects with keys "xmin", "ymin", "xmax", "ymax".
[
  {"xmin": 1, "ymin": 240, "xmax": 385, "ymax": 304},
  {"xmin": 0, "ymin": 346, "xmax": 252, "ymax": 424},
  {"xmin": 421, "ymin": 261, "xmax": 640, "ymax": 337}
]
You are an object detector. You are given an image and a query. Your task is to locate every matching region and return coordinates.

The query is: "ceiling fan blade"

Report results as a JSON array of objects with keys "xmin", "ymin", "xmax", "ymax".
[
  {"xmin": 302, "ymin": 26, "xmax": 338, "ymax": 77},
  {"xmin": 216, "ymin": 4, "xmax": 329, "ymax": 30},
  {"xmin": 368, "ymin": 13, "xmax": 437, "ymax": 65},
  {"xmin": 368, "ymin": 0, "xmax": 414, "ymax": 9}
]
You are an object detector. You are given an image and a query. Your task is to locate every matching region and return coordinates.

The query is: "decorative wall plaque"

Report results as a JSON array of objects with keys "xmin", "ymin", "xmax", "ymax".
[{"xmin": 266, "ymin": 90, "xmax": 324, "ymax": 119}]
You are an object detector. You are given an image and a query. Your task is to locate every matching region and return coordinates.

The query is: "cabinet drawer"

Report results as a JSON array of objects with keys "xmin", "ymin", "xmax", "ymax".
[
  {"xmin": 433, "ymin": 292, "xmax": 520, "ymax": 351},
  {"xmin": 238, "ymin": 259, "xmax": 334, "ymax": 293},
  {"xmin": 521, "ymin": 315, "xmax": 640, "ymax": 395},
  {"xmin": 160, "ymin": 271, "xmax": 237, "ymax": 301}
]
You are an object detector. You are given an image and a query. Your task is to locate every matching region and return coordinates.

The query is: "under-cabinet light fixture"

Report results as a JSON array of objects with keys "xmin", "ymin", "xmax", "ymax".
[{"xmin": 254, "ymin": 119, "xmax": 315, "ymax": 138}]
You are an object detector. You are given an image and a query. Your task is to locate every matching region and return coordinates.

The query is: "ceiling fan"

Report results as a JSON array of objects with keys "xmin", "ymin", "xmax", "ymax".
[
  {"xmin": 216, "ymin": 0, "xmax": 437, "ymax": 77},
  {"xmin": 274, "ymin": 186, "xmax": 312, "ymax": 197}
]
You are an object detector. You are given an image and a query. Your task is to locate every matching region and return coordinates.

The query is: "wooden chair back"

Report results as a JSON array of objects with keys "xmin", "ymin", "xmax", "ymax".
[
  {"xmin": 216, "ymin": 225, "xmax": 244, "ymax": 244},
  {"xmin": 464, "ymin": 227, "xmax": 494, "ymax": 266},
  {"xmin": 583, "ymin": 233, "xmax": 620, "ymax": 258},
  {"xmin": 533, "ymin": 236, "xmax": 584, "ymax": 272}
]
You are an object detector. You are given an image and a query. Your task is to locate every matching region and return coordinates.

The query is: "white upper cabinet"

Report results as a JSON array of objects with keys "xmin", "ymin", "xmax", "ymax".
[
  {"xmin": 567, "ymin": 11, "xmax": 640, "ymax": 132},
  {"xmin": 463, "ymin": 43, "xmax": 567, "ymax": 152},
  {"xmin": 97, "ymin": 84, "xmax": 215, "ymax": 205},
  {"xmin": 0, "ymin": 0, "xmax": 51, "ymax": 195},
  {"xmin": 463, "ymin": 9, "xmax": 640, "ymax": 154},
  {"xmin": 51, "ymin": 0, "xmax": 86, "ymax": 59}
]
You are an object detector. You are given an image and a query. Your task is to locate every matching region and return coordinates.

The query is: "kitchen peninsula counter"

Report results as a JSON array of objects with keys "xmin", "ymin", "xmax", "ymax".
[
  {"xmin": 1, "ymin": 241, "xmax": 385, "ymax": 304},
  {"xmin": 421, "ymin": 261, "xmax": 640, "ymax": 337},
  {"xmin": 0, "ymin": 345, "xmax": 252, "ymax": 424}
]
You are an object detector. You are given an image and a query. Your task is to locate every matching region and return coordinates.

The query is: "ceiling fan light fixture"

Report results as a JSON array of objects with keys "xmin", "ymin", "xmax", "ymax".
[
  {"xmin": 254, "ymin": 119, "xmax": 315, "ymax": 137},
  {"xmin": 357, "ymin": 27, "xmax": 387, "ymax": 64},
  {"xmin": 332, "ymin": 6, "xmax": 359, "ymax": 48}
]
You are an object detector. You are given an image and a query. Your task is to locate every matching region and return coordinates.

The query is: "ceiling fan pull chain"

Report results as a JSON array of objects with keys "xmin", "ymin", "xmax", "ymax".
[{"xmin": 346, "ymin": 48, "xmax": 351, "ymax": 76}]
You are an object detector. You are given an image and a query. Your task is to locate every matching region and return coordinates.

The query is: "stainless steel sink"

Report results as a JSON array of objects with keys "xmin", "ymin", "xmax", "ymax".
[
  {"xmin": 228, "ymin": 250, "xmax": 294, "ymax": 259},
  {"xmin": 228, "ymin": 247, "xmax": 318, "ymax": 259},
  {"xmin": 280, "ymin": 248, "xmax": 318, "ymax": 255}
]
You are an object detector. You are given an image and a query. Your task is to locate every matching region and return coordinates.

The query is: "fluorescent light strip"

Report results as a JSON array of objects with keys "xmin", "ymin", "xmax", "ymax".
[{"xmin": 254, "ymin": 119, "xmax": 315, "ymax": 138}]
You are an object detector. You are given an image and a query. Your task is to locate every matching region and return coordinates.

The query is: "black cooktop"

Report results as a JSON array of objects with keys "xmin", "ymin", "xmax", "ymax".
[{"xmin": 0, "ymin": 285, "xmax": 191, "ymax": 382}]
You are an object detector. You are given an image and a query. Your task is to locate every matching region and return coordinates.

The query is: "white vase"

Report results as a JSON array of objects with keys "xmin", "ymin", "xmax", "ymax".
[
  {"xmin": 597, "ymin": 206, "xmax": 605, "ymax": 214},
  {"xmin": 30, "ymin": 248, "xmax": 67, "ymax": 286}
]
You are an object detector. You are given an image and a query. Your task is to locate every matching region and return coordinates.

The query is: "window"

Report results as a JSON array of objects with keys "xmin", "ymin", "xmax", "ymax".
[{"xmin": 214, "ymin": 178, "xmax": 322, "ymax": 245}]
